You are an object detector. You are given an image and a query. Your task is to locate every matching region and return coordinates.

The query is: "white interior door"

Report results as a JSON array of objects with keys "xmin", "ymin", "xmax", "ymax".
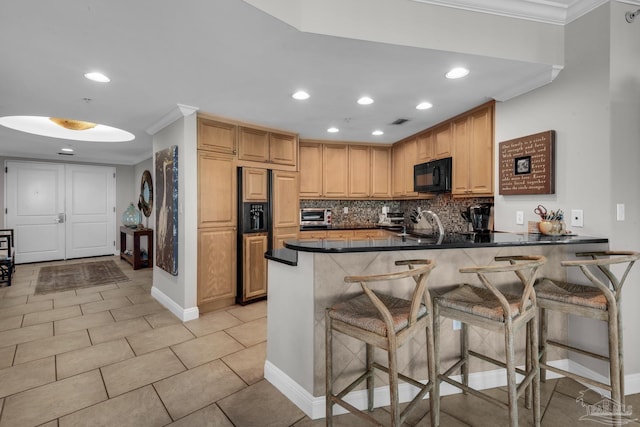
[
  {"xmin": 5, "ymin": 161, "xmax": 116, "ymax": 263},
  {"xmin": 5, "ymin": 161, "xmax": 66, "ymax": 263},
  {"xmin": 65, "ymin": 165, "xmax": 116, "ymax": 259}
]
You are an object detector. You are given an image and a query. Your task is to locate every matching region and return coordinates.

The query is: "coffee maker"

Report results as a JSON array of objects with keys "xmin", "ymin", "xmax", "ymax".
[{"xmin": 461, "ymin": 204, "xmax": 493, "ymax": 233}]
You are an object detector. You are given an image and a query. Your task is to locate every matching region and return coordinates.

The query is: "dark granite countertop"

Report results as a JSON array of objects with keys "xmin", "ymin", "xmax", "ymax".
[
  {"xmin": 300, "ymin": 224, "xmax": 402, "ymax": 231},
  {"xmin": 284, "ymin": 231, "xmax": 608, "ymax": 254}
]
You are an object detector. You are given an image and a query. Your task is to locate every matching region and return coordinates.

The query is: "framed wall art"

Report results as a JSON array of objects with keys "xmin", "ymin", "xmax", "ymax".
[
  {"xmin": 499, "ymin": 130, "xmax": 555, "ymax": 195},
  {"xmin": 155, "ymin": 145, "xmax": 179, "ymax": 275}
]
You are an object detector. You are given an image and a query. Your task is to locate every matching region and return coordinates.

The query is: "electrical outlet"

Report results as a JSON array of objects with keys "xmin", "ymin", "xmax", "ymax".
[
  {"xmin": 343, "ymin": 206, "xmax": 348, "ymax": 214},
  {"xmin": 571, "ymin": 209, "xmax": 584, "ymax": 227},
  {"xmin": 452, "ymin": 320, "xmax": 462, "ymax": 330},
  {"xmin": 516, "ymin": 211, "xmax": 524, "ymax": 225},
  {"xmin": 617, "ymin": 204, "xmax": 625, "ymax": 221}
]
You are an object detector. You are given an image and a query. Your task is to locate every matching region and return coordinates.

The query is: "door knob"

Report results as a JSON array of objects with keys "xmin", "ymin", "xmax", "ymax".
[{"xmin": 57, "ymin": 213, "xmax": 66, "ymax": 223}]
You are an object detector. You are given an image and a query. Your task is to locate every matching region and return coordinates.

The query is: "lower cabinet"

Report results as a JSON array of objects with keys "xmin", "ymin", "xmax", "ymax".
[
  {"xmin": 273, "ymin": 226, "xmax": 300, "ymax": 249},
  {"xmin": 239, "ymin": 233, "xmax": 268, "ymax": 303},
  {"xmin": 197, "ymin": 227, "xmax": 236, "ymax": 312}
]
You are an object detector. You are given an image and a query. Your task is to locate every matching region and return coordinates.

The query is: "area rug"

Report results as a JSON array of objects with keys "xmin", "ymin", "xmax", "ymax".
[{"xmin": 35, "ymin": 260, "xmax": 130, "ymax": 295}]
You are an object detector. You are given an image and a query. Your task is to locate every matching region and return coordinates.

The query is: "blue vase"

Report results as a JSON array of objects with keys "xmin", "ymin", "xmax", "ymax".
[{"xmin": 122, "ymin": 203, "xmax": 142, "ymax": 228}]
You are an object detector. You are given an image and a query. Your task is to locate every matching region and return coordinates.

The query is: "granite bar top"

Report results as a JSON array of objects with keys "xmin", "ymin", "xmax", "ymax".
[{"xmin": 284, "ymin": 231, "xmax": 608, "ymax": 253}]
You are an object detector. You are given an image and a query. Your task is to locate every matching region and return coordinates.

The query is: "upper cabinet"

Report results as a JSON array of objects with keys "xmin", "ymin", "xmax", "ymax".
[
  {"xmin": 299, "ymin": 142, "xmax": 323, "ymax": 198},
  {"xmin": 198, "ymin": 152, "xmax": 237, "ymax": 228},
  {"xmin": 348, "ymin": 145, "xmax": 370, "ymax": 198},
  {"xmin": 238, "ymin": 126, "xmax": 297, "ymax": 167},
  {"xmin": 198, "ymin": 117, "xmax": 237, "ymax": 155},
  {"xmin": 370, "ymin": 146, "xmax": 391, "ymax": 198},
  {"xmin": 433, "ymin": 123, "xmax": 452, "ymax": 159},
  {"xmin": 323, "ymin": 144, "xmax": 349, "ymax": 198},
  {"xmin": 451, "ymin": 102, "xmax": 494, "ymax": 197},
  {"xmin": 392, "ymin": 139, "xmax": 419, "ymax": 198}
]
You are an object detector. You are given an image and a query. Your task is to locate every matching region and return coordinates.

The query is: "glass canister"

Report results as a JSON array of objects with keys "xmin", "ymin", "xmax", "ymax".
[
  {"xmin": 538, "ymin": 220, "xmax": 566, "ymax": 235},
  {"xmin": 122, "ymin": 203, "xmax": 142, "ymax": 228}
]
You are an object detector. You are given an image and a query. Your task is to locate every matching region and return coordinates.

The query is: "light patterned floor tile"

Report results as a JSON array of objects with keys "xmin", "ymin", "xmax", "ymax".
[
  {"xmin": 227, "ymin": 300, "xmax": 267, "ymax": 322},
  {"xmin": 183, "ymin": 310, "xmax": 242, "ymax": 337},
  {"xmin": 88, "ymin": 317, "xmax": 151, "ymax": 344},
  {"xmin": 0, "ymin": 322, "xmax": 53, "ymax": 349},
  {"xmin": 100, "ymin": 285, "xmax": 148, "ymax": 300},
  {"xmin": 0, "ymin": 356, "xmax": 56, "ymax": 398},
  {"xmin": 0, "ymin": 300, "xmax": 52, "ymax": 320},
  {"xmin": 14, "ymin": 330, "xmax": 91, "ymax": 365},
  {"xmin": 144, "ymin": 311, "xmax": 181, "ymax": 329},
  {"xmin": 56, "ymin": 338, "xmax": 135, "ymax": 379},
  {"xmin": 166, "ymin": 404, "xmax": 233, "ymax": 427},
  {"xmin": 171, "ymin": 331, "xmax": 243, "ymax": 369},
  {"xmin": 0, "ymin": 315, "xmax": 23, "ymax": 332},
  {"xmin": 110, "ymin": 300, "xmax": 165, "ymax": 321},
  {"xmin": 221, "ymin": 341, "xmax": 266, "ymax": 385},
  {"xmin": 80, "ymin": 296, "xmax": 131, "ymax": 314},
  {"xmin": 53, "ymin": 292, "xmax": 103, "ymax": 309},
  {"xmin": 224, "ymin": 317, "xmax": 266, "ymax": 347},
  {"xmin": 23, "ymin": 306, "xmax": 82, "ymax": 327},
  {"xmin": 0, "ymin": 295, "xmax": 28, "ymax": 308},
  {"xmin": 0, "ymin": 346, "xmax": 15, "ymax": 369},
  {"xmin": 54, "ymin": 311, "xmax": 115, "ymax": 335},
  {"xmin": 126, "ymin": 324, "xmax": 194, "ymax": 355}
]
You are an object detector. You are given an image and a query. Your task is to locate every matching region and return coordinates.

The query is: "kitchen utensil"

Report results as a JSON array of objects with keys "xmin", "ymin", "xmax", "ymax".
[{"xmin": 534, "ymin": 204, "xmax": 548, "ymax": 220}]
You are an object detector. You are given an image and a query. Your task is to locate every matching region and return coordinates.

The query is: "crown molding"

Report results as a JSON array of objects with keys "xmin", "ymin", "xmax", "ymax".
[{"xmin": 146, "ymin": 103, "xmax": 199, "ymax": 135}]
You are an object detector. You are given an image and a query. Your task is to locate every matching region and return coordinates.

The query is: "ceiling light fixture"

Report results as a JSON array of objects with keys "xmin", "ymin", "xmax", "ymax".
[
  {"xmin": 372, "ymin": 130, "xmax": 384, "ymax": 136},
  {"xmin": 60, "ymin": 147, "xmax": 74, "ymax": 152},
  {"xmin": 0, "ymin": 116, "xmax": 135, "ymax": 142},
  {"xmin": 357, "ymin": 96, "xmax": 374, "ymax": 105},
  {"xmin": 292, "ymin": 90, "xmax": 310, "ymax": 100},
  {"xmin": 445, "ymin": 67, "xmax": 470, "ymax": 79},
  {"xmin": 84, "ymin": 72, "xmax": 110, "ymax": 83},
  {"xmin": 327, "ymin": 127, "xmax": 339, "ymax": 133},
  {"xmin": 416, "ymin": 102, "xmax": 433, "ymax": 110}
]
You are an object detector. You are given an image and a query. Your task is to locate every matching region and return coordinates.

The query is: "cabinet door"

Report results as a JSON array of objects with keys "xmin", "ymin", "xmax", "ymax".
[
  {"xmin": 348, "ymin": 145, "xmax": 370, "ymax": 198},
  {"xmin": 371, "ymin": 146, "xmax": 391, "ymax": 198},
  {"xmin": 451, "ymin": 117, "xmax": 470, "ymax": 195},
  {"xmin": 391, "ymin": 143, "xmax": 404, "ymax": 197},
  {"xmin": 417, "ymin": 132, "xmax": 434, "ymax": 162},
  {"xmin": 273, "ymin": 226, "xmax": 300, "ymax": 249},
  {"xmin": 198, "ymin": 153, "xmax": 237, "ymax": 228},
  {"xmin": 242, "ymin": 233, "xmax": 268, "ymax": 301},
  {"xmin": 299, "ymin": 142, "xmax": 323, "ymax": 198},
  {"xmin": 352, "ymin": 229, "xmax": 386, "ymax": 240},
  {"xmin": 434, "ymin": 123, "xmax": 452, "ymax": 159},
  {"xmin": 326, "ymin": 230, "xmax": 354, "ymax": 240},
  {"xmin": 238, "ymin": 127, "xmax": 269, "ymax": 163},
  {"xmin": 242, "ymin": 168, "xmax": 268, "ymax": 201},
  {"xmin": 468, "ymin": 105, "xmax": 493, "ymax": 195},
  {"xmin": 198, "ymin": 118, "xmax": 236, "ymax": 154},
  {"xmin": 403, "ymin": 138, "xmax": 418, "ymax": 197},
  {"xmin": 273, "ymin": 170, "xmax": 299, "ymax": 229},
  {"xmin": 323, "ymin": 144, "xmax": 348, "ymax": 198},
  {"xmin": 270, "ymin": 133, "xmax": 297, "ymax": 166},
  {"xmin": 198, "ymin": 227, "xmax": 236, "ymax": 309},
  {"xmin": 298, "ymin": 230, "xmax": 327, "ymax": 240}
]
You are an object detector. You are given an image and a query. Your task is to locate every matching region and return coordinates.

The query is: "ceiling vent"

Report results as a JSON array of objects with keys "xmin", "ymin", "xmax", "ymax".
[
  {"xmin": 57, "ymin": 152, "xmax": 74, "ymax": 156},
  {"xmin": 391, "ymin": 118, "xmax": 409, "ymax": 125}
]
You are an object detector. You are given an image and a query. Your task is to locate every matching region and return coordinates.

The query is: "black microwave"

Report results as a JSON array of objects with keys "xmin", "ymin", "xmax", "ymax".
[{"xmin": 414, "ymin": 157, "xmax": 452, "ymax": 193}]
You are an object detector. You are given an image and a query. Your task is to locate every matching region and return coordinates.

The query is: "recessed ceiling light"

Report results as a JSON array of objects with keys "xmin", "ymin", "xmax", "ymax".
[
  {"xmin": 60, "ymin": 147, "xmax": 74, "ymax": 152},
  {"xmin": 292, "ymin": 90, "xmax": 310, "ymax": 100},
  {"xmin": 372, "ymin": 130, "xmax": 384, "ymax": 136},
  {"xmin": 327, "ymin": 127, "xmax": 339, "ymax": 133},
  {"xmin": 0, "ymin": 116, "xmax": 135, "ymax": 142},
  {"xmin": 445, "ymin": 67, "xmax": 470, "ymax": 79},
  {"xmin": 84, "ymin": 72, "xmax": 110, "ymax": 83},
  {"xmin": 357, "ymin": 96, "xmax": 374, "ymax": 105},
  {"xmin": 416, "ymin": 102, "xmax": 433, "ymax": 110}
]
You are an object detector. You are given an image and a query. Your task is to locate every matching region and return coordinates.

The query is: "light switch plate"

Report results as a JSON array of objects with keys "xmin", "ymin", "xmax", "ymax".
[
  {"xmin": 617, "ymin": 204, "xmax": 625, "ymax": 221},
  {"xmin": 516, "ymin": 211, "xmax": 524, "ymax": 225},
  {"xmin": 343, "ymin": 206, "xmax": 348, "ymax": 214},
  {"xmin": 571, "ymin": 209, "xmax": 584, "ymax": 227}
]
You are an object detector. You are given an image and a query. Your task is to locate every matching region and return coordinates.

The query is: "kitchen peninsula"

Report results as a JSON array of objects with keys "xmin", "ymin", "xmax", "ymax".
[{"xmin": 264, "ymin": 232, "xmax": 608, "ymax": 419}]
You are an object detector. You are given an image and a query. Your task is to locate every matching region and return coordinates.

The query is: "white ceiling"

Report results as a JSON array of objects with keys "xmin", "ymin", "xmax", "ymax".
[{"xmin": 0, "ymin": 0, "xmax": 615, "ymax": 165}]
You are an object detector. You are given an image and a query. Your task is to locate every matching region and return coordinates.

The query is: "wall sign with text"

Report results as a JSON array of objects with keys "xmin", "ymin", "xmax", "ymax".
[{"xmin": 499, "ymin": 130, "xmax": 555, "ymax": 195}]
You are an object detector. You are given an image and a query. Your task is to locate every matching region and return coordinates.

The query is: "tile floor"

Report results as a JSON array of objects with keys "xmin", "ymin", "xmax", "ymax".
[{"xmin": 0, "ymin": 256, "xmax": 639, "ymax": 426}]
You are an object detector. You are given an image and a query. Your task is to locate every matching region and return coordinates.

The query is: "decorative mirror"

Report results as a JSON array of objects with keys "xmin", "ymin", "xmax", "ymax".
[{"xmin": 139, "ymin": 170, "xmax": 153, "ymax": 219}]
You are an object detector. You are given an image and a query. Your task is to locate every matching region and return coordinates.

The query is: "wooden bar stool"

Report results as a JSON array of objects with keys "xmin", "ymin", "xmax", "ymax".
[
  {"xmin": 325, "ymin": 259, "xmax": 438, "ymax": 427},
  {"xmin": 535, "ymin": 251, "xmax": 640, "ymax": 408},
  {"xmin": 434, "ymin": 255, "xmax": 546, "ymax": 427}
]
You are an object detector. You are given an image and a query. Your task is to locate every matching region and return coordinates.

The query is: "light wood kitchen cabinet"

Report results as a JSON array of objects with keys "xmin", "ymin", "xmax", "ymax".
[
  {"xmin": 197, "ymin": 117, "xmax": 236, "ymax": 155},
  {"xmin": 370, "ymin": 146, "xmax": 392, "ymax": 198},
  {"xmin": 348, "ymin": 145, "xmax": 370, "ymax": 198},
  {"xmin": 299, "ymin": 142, "xmax": 323, "ymax": 198},
  {"xmin": 451, "ymin": 102, "xmax": 494, "ymax": 196},
  {"xmin": 352, "ymin": 229, "xmax": 386, "ymax": 240},
  {"xmin": 392, "ymin": 142, "xmax": 404, "ymax": 197},
  {"xmin": 323, "ymin": 144, "xmax": 349, "ymax": 198},
  {"xmin": 273, "ymin": 226, "xmax": 299, "ymax": 249},
  {"xmin": 299, "ymin": 230, "xmax": 328, "ymax": 240},
  {"xmin": 273, "ymin": 170, "xmax": 299, "ymax": 229},
  {"xmin": 238, "ymin": 127, "xmax": 297, "ymax": 167},
  {"xmin": 417, "ymin": 132, "xmax": 434, "ymax": 163},
  {"xmin": 198, "ymin": 152, "xmax": 237, "ymax": 228},
  {"xmin": 434, "ymin": 123, "xmax": 452, "ymax": 159},
  {"xmin": 238, "ymin": 127, "xmax": 269, "ymax": 163},
  {"xmin": 326, "ymin": 230, "xmax": 354, "ymax": 240},
  {"xmin": 242, "ymin": 168, "xmax": 268, "ymax": 202},
  {"xmin": 241, "ymin": 233, "xmax": 268, "ymax": 302},
  {"xmin": 197, "ymin": 227, "xmax": 236, "ymax": 311},
  {"xmin": 403, "ymin": 138, "xmax": 418, "ymax": 197},
  {"xmin": 269, "ymin": 133, "xmax": 297, "ymax": 166},
  {"xmin": 392, "ymin": 139, "xmax": 418, "ymax": 198}
]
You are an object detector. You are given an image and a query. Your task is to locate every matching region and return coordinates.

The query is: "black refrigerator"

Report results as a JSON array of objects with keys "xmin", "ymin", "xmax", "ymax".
[{"xmin": 236, "ymin": 167, "xmax": 272, "ymax": 305}]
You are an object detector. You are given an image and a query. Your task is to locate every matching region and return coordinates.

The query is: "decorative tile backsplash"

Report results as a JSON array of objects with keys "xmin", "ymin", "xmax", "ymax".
[{"xmin": 300, "ymin": 194, "xmax": 494, "ymax": 232}]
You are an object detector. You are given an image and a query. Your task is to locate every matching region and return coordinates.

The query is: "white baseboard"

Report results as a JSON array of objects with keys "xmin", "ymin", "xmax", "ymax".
[
  {"xmin": 151, "ymin": 286, "xmax": 199, "ymax": 322},
  {"xmin": 265, "ymin": 358, "xmax": 568, "ymax": 421}
]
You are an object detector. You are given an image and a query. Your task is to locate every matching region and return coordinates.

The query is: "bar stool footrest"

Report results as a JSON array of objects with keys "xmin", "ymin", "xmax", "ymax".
[{"xmin": 539, "ymin": 362, "xmax": 612, "ymax": 392}]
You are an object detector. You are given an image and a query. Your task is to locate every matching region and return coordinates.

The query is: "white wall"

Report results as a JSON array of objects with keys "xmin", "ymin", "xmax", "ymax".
[
  {"xmin": 150, "ymin": 110, "xmax": 199, "ymax": 321},
  {"xmin": 495, "ymin": 2, "xmax": 640, "ymax": 378}
]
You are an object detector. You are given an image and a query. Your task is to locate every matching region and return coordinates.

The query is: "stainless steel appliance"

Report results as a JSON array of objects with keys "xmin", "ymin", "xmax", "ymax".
[
  {"xmin": 237, "ymin": 168, "xmax": 272, "ymax": 305},
  {"xmin": 461, "ymin": 204, "xmax": 493, "ymax": 232},
  {"xmin": 414, "ymin": 157, "xmax": 452, "ymax": 193},
  {"xmin": 300, "ymin": 208, "xmax": 332, "ymax": 229}
]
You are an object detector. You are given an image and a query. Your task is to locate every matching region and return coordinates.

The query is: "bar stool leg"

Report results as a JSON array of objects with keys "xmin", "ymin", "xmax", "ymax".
[
  {"xmin": 387, "ymin": 336, "xmax": 400, "ymax": 426},
  {"xmin": 461, "ymin": 322, "xmax": 469, "ymax": 392},
  {"xmin": 433, "ymin": 304, "xmax": 442, "ymax": 424},
  {"xmin": 366, "ymin": 343, "xmax": 374, "ymax": 411},
  {"xmin": 505, "ymin": 328, "xmax": 518, "ymax": 427},
  {"xmin": 618, "ymin": 308, "xmax": 625, "ymax": 407},
  {"xmin": 539, "ymin": 307, "xmax": 548, "ymax": 383},
  {"xmin": 531, "ymin": 315, "xmax": 541, "ymax": 427},
  {"xmin": 325, "ymin": 310, "xmax": 334, "ymax": 427},
  {"xmin": 608, "ymin": 309, "xmax": 622, "ymax": 407},
  {"xmin": 525, "ymin": 320, "xmax": 532, "ymax": 410},
  {"xmin": 426, "ymin": 320, "xmax": 439, "ymax": 427}
]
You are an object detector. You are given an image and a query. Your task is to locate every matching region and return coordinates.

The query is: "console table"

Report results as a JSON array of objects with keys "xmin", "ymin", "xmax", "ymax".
[{"xmin": 119, "ymin": 226, "xmax": 153, "ymax": 270}]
